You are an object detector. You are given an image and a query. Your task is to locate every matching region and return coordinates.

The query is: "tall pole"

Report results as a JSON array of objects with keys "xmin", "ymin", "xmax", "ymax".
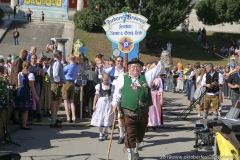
[
  {"xmin": 125, "ymin": 53, "xmax": 128, "ymax": 73},
  {"xmin": 138, "ymin": 0, "xmax": 142, "ymax": 15},
  {"xmin": 138, "ymin": 0, "xmax": 143, "ymax": 58}
]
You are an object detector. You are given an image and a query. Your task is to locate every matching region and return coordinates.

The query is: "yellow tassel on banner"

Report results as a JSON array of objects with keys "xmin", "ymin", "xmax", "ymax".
[
  {"xmin": 55, "ymin": 0, "xmax": 62, "ymax": 7},
  {"xmin": 42, "ymin": 0, "xmax": 46, "ymax": 4},
  {"xmin": 51, "ymin": 0, "xmax": 56, "ymax": 5},
  {"xmin": 36, "ymin": 0, "xmax": 42, "ymax": 6},
  {"xmin": 45, "ymin": 0, "xmax": 52, "ymax": 6},
  {"xmin": 30, "ymin": 0, "xmax": 35, "ymax": 4},
  {"xmin": 24, "ymin": 0, "xmax": 31, "ymax": 4}
]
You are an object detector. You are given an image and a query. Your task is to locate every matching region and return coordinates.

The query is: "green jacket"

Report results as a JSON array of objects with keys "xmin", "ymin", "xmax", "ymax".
[{"xmin": 121, "ymin": 74, "xmax": 152, "ymax": 111}]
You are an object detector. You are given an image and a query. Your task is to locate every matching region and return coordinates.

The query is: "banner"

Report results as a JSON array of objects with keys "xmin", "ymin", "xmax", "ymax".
[
  {"xmin": 103, "ymin": 12, "xmax": 150, "ymax": 54},
  {"xmin": 19, "ymin": 0, "xmax": 68, "ymax": 8},
  {"xmin": 112, "ymin": 43, "xmax": 138, "ymax": 61}
]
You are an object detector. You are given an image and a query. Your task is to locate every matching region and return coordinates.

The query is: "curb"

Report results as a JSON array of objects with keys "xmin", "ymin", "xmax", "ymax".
[{"xmin": 0, "ymin": 19, "xmax": 13, "ymax": 43}]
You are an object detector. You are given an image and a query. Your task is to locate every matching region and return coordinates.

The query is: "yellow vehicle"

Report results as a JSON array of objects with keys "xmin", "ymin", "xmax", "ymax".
[{"xmin": 216, "ymin": 132, "xmax": 239, "ymax": 160}]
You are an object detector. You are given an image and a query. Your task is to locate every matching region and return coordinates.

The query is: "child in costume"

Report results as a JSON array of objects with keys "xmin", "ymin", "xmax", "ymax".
[{"xmin": 91, "ymin": 73, "xmax": 114, "ymax": 141}]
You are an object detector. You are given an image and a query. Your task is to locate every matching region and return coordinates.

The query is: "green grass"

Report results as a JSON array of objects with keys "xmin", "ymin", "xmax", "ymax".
[{"xmin": 74, "ymin": 28, "xmax": 240, "ymax": 67}]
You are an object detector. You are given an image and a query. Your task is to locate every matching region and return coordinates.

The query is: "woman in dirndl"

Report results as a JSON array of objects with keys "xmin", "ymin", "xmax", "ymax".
[
  {"xmin": 40, "ymin": 58, "xmax": 52, "ymax": 116},
  {"xmin": 193, "ymin": 68, "xmax": 206, "ymax": 116},
  {"xmin": 148, "ymin": 64, "xmax": 164, "ymax": 129},
  {"xmin": 15, "ymin": 61, "xmax": 39, "ymax": 130},
  {"xmin": 188, "ymin": 62, "xmax": 200, "ymax": 103}
]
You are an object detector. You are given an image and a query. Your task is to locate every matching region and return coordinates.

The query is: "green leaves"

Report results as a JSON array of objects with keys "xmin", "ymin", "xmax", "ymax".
[
  {"xmin": 73, "ymin": 0, "xmax": 125, "ymax": 32},
  {"xmin": 73, "ymin": 0, "xmax": 194, "ymax": 32},
  {"xmin": 144, "ymin": 0, "xmax": 194, "ymax": 31},
  {"xmin": 196, "ymin": 0, "xmax": 240, "ymax": 25}
]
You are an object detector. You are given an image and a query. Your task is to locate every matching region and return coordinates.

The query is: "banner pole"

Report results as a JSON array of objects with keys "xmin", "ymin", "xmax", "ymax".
[{"xmin": 125, "ymin": 53, "xmax": 128, "ymax": 73}]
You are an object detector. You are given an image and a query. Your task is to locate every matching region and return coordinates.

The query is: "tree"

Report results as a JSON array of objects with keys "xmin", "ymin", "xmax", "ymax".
[
  {"xmin": 196, "ymin": 0, "xmax": 240, "ymax": 25},
  {"xmin": 74, "ymin": 0, "xmax": 126, "ymax": 31},
  {"xmin": 74, "ymin": 0, "xmax": 194, "ymax": 32},
  {"xmin": 143, "ymin": 0, "xmax": 194, "ymax": 31}
]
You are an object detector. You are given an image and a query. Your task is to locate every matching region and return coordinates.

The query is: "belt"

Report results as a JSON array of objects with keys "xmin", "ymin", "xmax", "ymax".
[
  {"xmin": 123, "ymin": 108, "xmax": 149, "ymax": 117},
  {"xmin": 66, "ymin": 80, "xmax": 74, "ymax": 83},
  {"xmin": 206, "ymin": 94, "xmax": 218, "ymax": 97}
]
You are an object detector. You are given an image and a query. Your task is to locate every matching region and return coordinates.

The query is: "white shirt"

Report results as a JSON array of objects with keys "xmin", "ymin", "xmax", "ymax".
[
  {"xmin": 188, "ymin": 71, "xmax": 195, "ymax": 80},
  {"xmin": 112, "ymin": 61, "xmax": 164, "ymax": 106},
  {"xmin": 95, "ymin": 83, "xmax": 115, "ymax": 99},
  {"xmin": 201, "ymin": 71, "xmax": 223, "ymax": 95},
  {"xmin": 167, "ymin": 43, "xmax": 172, "ymax": 52},
  {"xmin": 47, "ymin": 58, "xmax": 61, "ymax": 82},
  {"xmin": 18, "ymin": 72, "xmax": 35, "ymax": 88},
  {"xmin": 100, "ymin": 66, "xmax": 125, "ymax": 85},
  {"xmin": 4, "ymin": 63, "xmax": 11, "ymax": 75},
  {"xmin": 50, "ymin": 38, "xmax": 56, "ymax": 42}
]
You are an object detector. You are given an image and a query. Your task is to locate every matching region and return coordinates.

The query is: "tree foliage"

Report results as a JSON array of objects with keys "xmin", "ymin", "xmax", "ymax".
[
  {"xmin": 143, "ymin": 0, "xmax": 194, "ymax": 31},
  {"xmin": 74, "ymin": 0, "xmax": 125, "ymax": 32},
  {"xmin": 196, "ymin": 0, "xmax": 240, "ymax": 25},
  {"xmin": 73, "ymin": 0, "xmax": 194, "ymax": 32}
]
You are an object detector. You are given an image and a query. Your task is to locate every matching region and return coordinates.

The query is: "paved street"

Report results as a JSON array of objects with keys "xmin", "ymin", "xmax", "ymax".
[{"xmin": 0, "ymin": 92, "xmax": 233, "ymax": 160}]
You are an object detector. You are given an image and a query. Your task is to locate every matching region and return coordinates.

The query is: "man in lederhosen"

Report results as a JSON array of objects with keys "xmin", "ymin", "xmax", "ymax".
[
  {"xmin": 201, "ymin": 63, "xmax": 223, "ymax": 120},
  {"xmin": 112, "ymin": 57, "xmax": 164, "ymax": 160}
]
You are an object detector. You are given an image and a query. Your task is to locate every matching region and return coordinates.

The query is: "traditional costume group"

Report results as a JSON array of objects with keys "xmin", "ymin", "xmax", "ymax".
[{"xmin": 91, "ymin": 58, "xmax": 165, "ymax": 160}]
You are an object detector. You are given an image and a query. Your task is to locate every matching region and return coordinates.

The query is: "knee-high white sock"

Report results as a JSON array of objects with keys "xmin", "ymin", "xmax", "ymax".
[
  {"xmin": 119, "ymin": 125, "xmax": 124, "ymax": 138},
  {"xmin": 99, "ymin": 127, "xmax": 103, "ymax": 136},
  {"xmin": 51, "ymin": 113, "xmax": 56, "ymax": 125},
  {"xmin": 104, "ymin": 127, "xmax": 108, "ymax": 133},
  {"xmin": 134, "ymin": 143, "xmax": 140, "ymax": 153},
  {"xmin": 126, "ymin": 148, "xmax": 134, "ymax": 160}
]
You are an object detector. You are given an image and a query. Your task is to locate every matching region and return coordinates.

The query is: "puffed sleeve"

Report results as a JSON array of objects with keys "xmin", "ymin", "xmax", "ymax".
[
  {"xmin": 158, "ymin": 78, "xmax": 163, "ymax": 92},
  {"xmin": 95, "ymin": 84, "xmax": 100, "ymax": 94},
  {"xmin": 28, "ymin": 73, "xmax": 35, "ymax": 81}
]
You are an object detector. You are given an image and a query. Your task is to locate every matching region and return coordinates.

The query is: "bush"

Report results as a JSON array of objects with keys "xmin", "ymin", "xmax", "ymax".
[
  {"xmin": 73, "ymin": 8, "xmax": 100, "ymax": 32},
  {"xmin": 0, "ymin": 8, "xmax": 4, "ymax": 21}
]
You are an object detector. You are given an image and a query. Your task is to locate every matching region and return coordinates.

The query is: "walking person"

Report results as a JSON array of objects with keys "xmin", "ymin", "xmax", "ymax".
[
  {"xmin": 201, "ymin": 63, "xmax": 223, "ymax": 120},
  {"xmin": 166, "ymin": 41, "xmax": 172, "ymax": 52},
  {"xmin": 12, "ymin": 28, "xmax": 20, "ymax": 45},
  {"xmin": 29, "ymin": 54, "xmax": 44, "ymax": 122},
  {"xmin": 197, "ymin": 28, "xmax": 201, "ymax": 42},
  {"xmin": 101, "ymin": 56, "xmax": 125, "ymax": 144},
  {"xmin": 147, "ymin": 63, "xmax": 164, "ymax": 129},
  {"xmin": 13, "ymin": 4, "xmax": 17, "ymax": 17},
  {"xmin": 193, "ymin": 68, "xmax": 206, "ymax": 116},
  {"xmin": 48, "ymin": 50, "xmax": 66, "ymax": 127},
  {"xmin": 227, "ymin": 64, "xmax": 240, "ymax": 107},
  {"xmin": 26, "ymin": 8, "xmax": 33, "ymax": 22},
  {"xmin": 112, "ymin": 57, "xmax": 164, "ymax": 160},
  {"xmin": 40, "ymin": 11, "xmax": 44, "ymax": 22},
  {"xmin": 91, "ymin": 73, "xmax": 114, "ymax": 141},
  {"xmin": 62, "ymin": 54, "xmax": 79, "ymax": 123},
  {"xmin": 9, "ymin": 49, "xmax": 28, "ymax": 124},
  {"xmin": 201, "ymin": 27, "xmax": 206, "ymax": 42},
  {"xmin": 15, "ymin": 61, "xmax": 39, "ymax": 130}
]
